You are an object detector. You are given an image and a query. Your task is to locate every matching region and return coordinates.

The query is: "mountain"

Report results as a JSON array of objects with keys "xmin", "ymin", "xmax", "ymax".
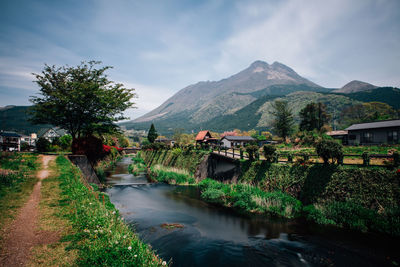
[
  {"xmin": 134, "ymin": 61, "xmax": 324, "ymax": 124},
  {"xmin": 0, "ymin": 106, "xmax": 50, "ymax": 135},
  {"xmin": 126, "ymin": 61, "xmax": 332, "ymax": 133},
  {"xmin": 343, "ymin": 87, "xmax": 400, "ymax": 109},
  {"xmin": 333, "ymin": 80, "xmax": 378, "ymax": 93}
]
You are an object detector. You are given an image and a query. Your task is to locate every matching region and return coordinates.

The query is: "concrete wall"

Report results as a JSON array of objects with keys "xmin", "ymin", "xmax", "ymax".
[
  {"xmin": 195, "ymin": 153, "xmax": 241, "ymax": 182},
  {"xmin": 68, "ymin": 155, "xmax": 100, "ymax": 185}
]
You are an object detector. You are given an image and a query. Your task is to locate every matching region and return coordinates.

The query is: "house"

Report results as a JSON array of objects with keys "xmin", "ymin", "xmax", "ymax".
[
  {"xmin": 345, "ymin": 119, "xmax": 400, "ymax": 145},
  {"xmin": 326, "ymin": 130, "xmax": 348, "ymax": 145},
  {"xmin": 37, "ymin": 127, "xmax": 67, "ymax": 143},
  {"xmin": 154, "ymin": 137, "xmax": 175, "ymax": 147},
  {"xmin": 220, "ymin": 135, "xmax": 255, "ymax": 148},
  {"xmin": 0, "ymin": 131, "xmax": 22, "ymax": 151},
  {"xmin": 195, "ymin": 130, "xmax": 219, "ymax": 145}
]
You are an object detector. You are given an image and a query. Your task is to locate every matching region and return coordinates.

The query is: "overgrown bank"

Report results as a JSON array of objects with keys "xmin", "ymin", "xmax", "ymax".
[
  {"xmin": 140, "ymin": 150, "xmax": 400, "ymax": 236},
  {"xmin": 56, "ymin": 156, "xmax": 166, "ymax": 266}
]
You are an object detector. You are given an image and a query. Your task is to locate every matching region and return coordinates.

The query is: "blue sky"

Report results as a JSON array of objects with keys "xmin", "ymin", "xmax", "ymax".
[{"xmin": 1, "ymin": 0, "xmax": 399, "ymax": 120}]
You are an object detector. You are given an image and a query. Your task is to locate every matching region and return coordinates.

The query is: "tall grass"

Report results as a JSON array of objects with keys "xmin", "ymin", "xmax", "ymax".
[
  {"xmin": 199, "ymin": 178, "xmax": 302, "ymax": 218},
  {"xmin": 56, "ymin": 156, "xmax": 167, "ymax": 266},
  {"xmin": 148, "ymin": 164, "xmax": 195, "ymax": 185}
]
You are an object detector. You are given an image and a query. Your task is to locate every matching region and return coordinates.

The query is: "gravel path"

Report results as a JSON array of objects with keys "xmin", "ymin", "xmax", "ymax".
[{"xmin": 0, "ymin": 155, "xmax": 58, "ymax": 267}]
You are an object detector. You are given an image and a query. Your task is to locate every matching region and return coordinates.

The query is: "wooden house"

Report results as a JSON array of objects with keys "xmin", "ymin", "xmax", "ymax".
[
  {"xmin": 345, "ymin": 119, "xmax": 400, "ymax": 145},
  {"xmin": 195, "ymin": 130, "xmax": 219, "ymax": 145}
]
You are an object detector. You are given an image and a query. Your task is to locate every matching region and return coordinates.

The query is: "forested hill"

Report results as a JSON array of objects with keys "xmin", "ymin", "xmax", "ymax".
[{"xmin": 0, "ymin": 106, "xmax": 50, "ymax": 135}]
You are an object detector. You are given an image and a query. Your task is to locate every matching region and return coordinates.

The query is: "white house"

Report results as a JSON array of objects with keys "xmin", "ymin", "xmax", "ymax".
[{"xmin": 220, "ymin": 136, "xmax": 255, "ymax": 148}]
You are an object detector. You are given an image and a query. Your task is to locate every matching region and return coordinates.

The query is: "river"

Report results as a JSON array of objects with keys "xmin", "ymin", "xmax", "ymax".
[{"xmin": 105, "ymin": 157, "xmax": 399, "ymax": 267}]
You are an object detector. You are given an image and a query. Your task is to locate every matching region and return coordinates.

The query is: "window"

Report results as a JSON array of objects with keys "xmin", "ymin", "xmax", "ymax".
[
  {"xmin": 349, "ymin": 135, "xmax": 356, "ymax": 140},
  {"xmin": 388, "ymin": 130, "xmax": 398, "ymax": 143},
  {"xmin": 362, "ymin": 132, "xmax": 373, "ymax": 143}
]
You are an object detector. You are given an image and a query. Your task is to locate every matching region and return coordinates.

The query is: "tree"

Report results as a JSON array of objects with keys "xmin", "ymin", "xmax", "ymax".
[
  {"xmin": 29, "ymin": 61, "xmax": 136, "ymax": 141},
  {"xmin": 299, "ymin": 102, "xmax": 331, "ymax": 131},
  {"xmin": 340, "ymin": 102, "xmax": 397, "ymax": 127},
  {"xmin": 147, "ymin": 123, "xmax": 158, "ymax": 143},
  {"xmin": 270, "ymin": 100, "xmax": 294, "ymax": 139}
]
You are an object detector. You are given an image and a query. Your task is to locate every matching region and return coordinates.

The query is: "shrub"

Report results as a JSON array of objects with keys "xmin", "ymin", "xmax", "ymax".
[
  {"xmin": 315, "ymin": 139, "xmax": 343, "ymax": 164},
  {"xmin": 201, "ymin": 188, "xmax": 225, "ymax": 204},
  {"xmin": 262, "ymin": 145, "xmax": 276, "ymax": 162},
  {"xmin": 245, "ymin": 145, "xmax": 259, "ymax": 161},
  {"xmin": 36, "ymin": 137, "xmax": 51, "ymax": 152}
]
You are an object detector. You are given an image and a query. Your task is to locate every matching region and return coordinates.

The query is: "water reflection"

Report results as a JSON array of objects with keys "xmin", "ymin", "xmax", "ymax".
[{"xmin": 105, "ymin": 157, "xmax": 400, "ymax": 267}]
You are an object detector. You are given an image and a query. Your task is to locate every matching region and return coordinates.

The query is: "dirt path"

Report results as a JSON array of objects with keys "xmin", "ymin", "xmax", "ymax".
[{"xmin": 0, "ymin": 155, "xmax": 57, "ymax": 267}]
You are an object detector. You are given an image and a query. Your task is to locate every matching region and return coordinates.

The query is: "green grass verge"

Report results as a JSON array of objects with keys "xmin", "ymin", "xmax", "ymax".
[{"xmin": 56, "ymin": 156, "xmax": 167, "ymax": 266}]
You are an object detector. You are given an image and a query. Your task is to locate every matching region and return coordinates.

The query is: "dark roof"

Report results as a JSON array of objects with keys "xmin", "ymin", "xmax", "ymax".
[
  {"xmin": 0, "ymin": 131, "xmax": 21, "ymax": 137},
  {"xmin": 37, "ymin": 127, "xmax": 67, "ymax": 137},
  {"xmin": 345, "ymin": 120, "xmax": 400, "ymax": 131},
  {"xmin": 221, "ymin": 135, "xmax": 254, "ymax": 141}
]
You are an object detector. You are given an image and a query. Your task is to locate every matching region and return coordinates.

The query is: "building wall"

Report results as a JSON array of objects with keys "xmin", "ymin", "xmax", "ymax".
[{"xmin": 221, "ymin": 139, "xmax": 232, "ymax": 148}]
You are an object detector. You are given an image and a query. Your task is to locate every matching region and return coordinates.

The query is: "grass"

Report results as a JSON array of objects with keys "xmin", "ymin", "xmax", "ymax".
[
  {"xmin": 148, "ymin": 164, "xmax": 195, "ymax": 185},
  {"xmin": 128, "ymin": 154, "xmax": 146, "ymax": 176},
  {"xmin": 55, "ymin": 156, "xmax": 167, "ymax": 266},
  {"xmin": 95, "ymin": 154, "xmax": 123, "ymax": 183},
  {"xmin": 199, "ymin": 178, "xmax": 302, "ymax": 218},
  {"xmin": 0, "ymin": 152, "xmax": 39, "ymax": 250}
]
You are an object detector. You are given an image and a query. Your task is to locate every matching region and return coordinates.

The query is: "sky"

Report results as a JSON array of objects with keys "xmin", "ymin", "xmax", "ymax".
[{"xmin": 1, "ymin": 0, "xmax": 399, "ymax": 120}]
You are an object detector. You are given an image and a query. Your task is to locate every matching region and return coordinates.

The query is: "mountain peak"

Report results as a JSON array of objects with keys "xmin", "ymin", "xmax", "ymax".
[
  {"xmin": 334, "ymin": 80, "xmax": 378, "ymax": 93},
  {"xmin": 250, "ymin": 60, "xmax": 269, "ymax": 68}
]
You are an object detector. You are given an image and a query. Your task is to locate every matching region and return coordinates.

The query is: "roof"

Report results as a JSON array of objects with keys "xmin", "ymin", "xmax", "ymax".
[
  {"xmin": 345, "ymin": 120, "xmax": 400, "ymax": 131},
  {"xmin": 326, "ymin": 130, "xmax": 348, "ymax": 136},
  {"xmin": 0, "ymin": 131, "xmax": 21, "ymax": 137},
  {"xmin": 221, "ymin": 135, "xmax": 255, "ymax": 141},
  {"xmin": 37, "ymin": 127, "xmax": 67, "ymax": 137},
  {"xmin": 196, "ymin": 130, "xmax": 211, "ymax": 141}
]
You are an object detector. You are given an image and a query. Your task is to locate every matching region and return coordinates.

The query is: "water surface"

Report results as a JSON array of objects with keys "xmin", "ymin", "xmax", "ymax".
[{"xmin": 105, "ymin": 157, "xmax": 399, "ymax": 267}]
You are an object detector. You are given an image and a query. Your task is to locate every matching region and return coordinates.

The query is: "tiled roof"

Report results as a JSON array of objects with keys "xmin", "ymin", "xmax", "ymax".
[
  {"xmin": 345, "ymin": 120, "xmax": 400, "ymax": 131},
  {"xmin": 196, "ymin": 130, "xmax": 211, "ymax": 141}
]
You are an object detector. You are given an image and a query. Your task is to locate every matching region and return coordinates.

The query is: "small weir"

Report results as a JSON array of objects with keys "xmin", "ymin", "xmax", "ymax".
[{"xmin": 105, "ymin": 157, "xmax": 399, "ymax": 267}]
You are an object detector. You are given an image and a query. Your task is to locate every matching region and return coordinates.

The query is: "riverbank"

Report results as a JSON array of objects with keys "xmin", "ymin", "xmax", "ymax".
[
  {"xmin": 1, "ymin": 153, "xmax": 166, "ymax": 266},
  {"xmin": 139, "ymin": 149, "xmax": 400, "ymax": 236}
]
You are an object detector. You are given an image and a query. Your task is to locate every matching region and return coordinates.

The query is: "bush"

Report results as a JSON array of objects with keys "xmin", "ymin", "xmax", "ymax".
[
  {"xmin": 245, "ymin": 145, "xmax": 259, "ymax": 161},
  {"xmin": 262, "ymin": 145, "xmax": 276, "ymax": 162},
  {"xmin": 60, "ymin": 134, "xmax": 72, "ymax": 151},
  {"xmin": 315, "ymin": 139, "xmax": 343, "ymax": 164},
  {"xmin": 201, "ymin": 188, "xmax": 225, "ymax": 204},
  {"xmin": 36, "ymin": 137, "xmax": 51, "ymax": 152}
]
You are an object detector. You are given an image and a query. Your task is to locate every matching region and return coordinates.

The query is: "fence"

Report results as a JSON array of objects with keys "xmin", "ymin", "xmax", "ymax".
[{"xmin": 214, "ymin": 147, "xmax": 398, "ymax": 167}]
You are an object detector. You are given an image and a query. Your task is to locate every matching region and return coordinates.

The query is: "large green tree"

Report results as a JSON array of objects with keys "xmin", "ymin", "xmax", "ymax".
[
  {"xmin": 147, "ymin": 123, "xmax": 158, "ymax": 143},
  {"xmin": 30, "ymin": 61, "xmax": 136, "ymax": 140},
  {"xmin": 270, "ymin": 100, "xmax": 294, "ymax": 139},
  {"xmin": 299, "ymin": 102, "xmax": 331, "ymax": 131}
]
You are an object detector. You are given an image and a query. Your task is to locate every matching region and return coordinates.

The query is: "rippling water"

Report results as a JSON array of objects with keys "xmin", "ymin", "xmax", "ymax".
[{"xmin": 105, "ymin": 157, "xmax": 399, "ymax": 267}]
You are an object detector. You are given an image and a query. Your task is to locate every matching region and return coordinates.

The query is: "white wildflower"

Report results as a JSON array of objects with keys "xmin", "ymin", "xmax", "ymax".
[
  {"xmin": 128, "ymin": 246, "xmax": 132, "ymax": 250},
  {"xmin": 162, "ymin": 261, "xmax": 167, "ymax": 266},
  {"xmin": 134, "ymin": 255, "xmax": 137, "ymax": 258}
]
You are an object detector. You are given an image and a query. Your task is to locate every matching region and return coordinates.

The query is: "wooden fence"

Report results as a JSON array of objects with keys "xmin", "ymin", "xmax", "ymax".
[{"xmin": 213, "ymin": 147, "xmax": 398, "ymax": 167}]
